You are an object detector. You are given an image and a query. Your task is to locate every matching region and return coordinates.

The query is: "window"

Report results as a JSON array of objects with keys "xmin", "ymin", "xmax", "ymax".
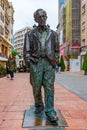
[
  {"xmin": 82, "ymin": 4, "xmax": 85, "ymax": 14},
  {"xmin": 0, "ymin": 26, "xmax": 4, "ymax": 35},
  {"xmin": 82, "ymin": 22, "xmax": 86, "ymax": 30},
  {"xmin": 82, "ymin": 39, "xmax": 85, "ymax": 46},
  {"xmin": 0, "ymin": 12, "xmax": 4, "ymax": 22},
  {"xmin": 0, "ymin": 12, "xmax": 1, "ymax": 20},
  {"xmin": 0, "ymin": 0, "xmax": 4, "ymax": 10}
]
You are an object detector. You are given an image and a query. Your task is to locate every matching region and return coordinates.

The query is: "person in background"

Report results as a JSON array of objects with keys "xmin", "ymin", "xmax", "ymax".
[
  {"xmin": 23, "ymin": 9, "xmax": 59, "ymax": 122},
  {"xmin": 6, "ymin": 54, "xmax": 16, "ymax": 80},
  {"xmin": 58, "ymin": 61, "xmax": 61, "ymax": 73},
  {"xmin": 6, "ymin": 67, "xmax": 10, "ymax": 78},
  {"xmin": 55, "ymin": 64, "xmax": 59, "ymax": 73}
]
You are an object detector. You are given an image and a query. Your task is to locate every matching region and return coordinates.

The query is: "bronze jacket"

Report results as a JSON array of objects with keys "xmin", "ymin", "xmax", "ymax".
[{"xmin": 23, "ymin": 26, "xmax": 59, "ymax": 67}]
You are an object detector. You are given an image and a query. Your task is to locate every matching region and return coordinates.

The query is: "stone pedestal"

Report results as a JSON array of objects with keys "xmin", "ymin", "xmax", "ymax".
[{"xmin": 22, "ymin": 106, "xmax": 68, "ymax": 130}]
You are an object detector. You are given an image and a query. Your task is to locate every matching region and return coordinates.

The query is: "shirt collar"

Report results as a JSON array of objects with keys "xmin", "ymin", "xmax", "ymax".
[{"xmin": 37, "ymin": 25, "xmax": 48, "ymax": 32}]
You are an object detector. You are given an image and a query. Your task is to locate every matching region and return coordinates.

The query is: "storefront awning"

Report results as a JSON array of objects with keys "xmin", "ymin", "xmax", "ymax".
[{"xmin": 0, "ymin": 57, "xmax": 8, "ymax": 61}]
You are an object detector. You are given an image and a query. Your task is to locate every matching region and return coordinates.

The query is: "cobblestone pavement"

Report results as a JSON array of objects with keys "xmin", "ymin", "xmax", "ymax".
[{"xmin": 0, "ymin": 72, "xmax": 87, "ymax": 130}]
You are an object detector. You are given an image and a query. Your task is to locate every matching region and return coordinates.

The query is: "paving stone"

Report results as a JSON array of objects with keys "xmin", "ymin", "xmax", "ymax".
[{"xmin": 0, "ymin": 73, "xmax": 87, "ymax": 130}]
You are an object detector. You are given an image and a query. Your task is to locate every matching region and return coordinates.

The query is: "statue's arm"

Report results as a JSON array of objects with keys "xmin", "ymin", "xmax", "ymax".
[{"xmin": 23, "ymin": 32, "xmax": 30, "ymax": 67}]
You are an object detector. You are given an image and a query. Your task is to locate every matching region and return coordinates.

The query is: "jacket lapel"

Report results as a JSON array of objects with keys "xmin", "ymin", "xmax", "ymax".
[
  {"xmin": 33, "ymin": 28, "xmax": 52, "ymax": 44},
  {"xmin": 45, "ymin": 29, "xmax": 52, "ymax": 43},
  {"xmin": 33, "ymin": 29, "xmax": 41, "ymax": 43}
]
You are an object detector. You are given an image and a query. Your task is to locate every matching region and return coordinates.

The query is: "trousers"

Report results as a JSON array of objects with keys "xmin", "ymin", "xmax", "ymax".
[
  {"xmin": 9, "ymin": 70, "xmax": 14, "ymax": 78},
  {"xmin": 30, "ymin": 58, "xmax": 55, "ymax": 112}
]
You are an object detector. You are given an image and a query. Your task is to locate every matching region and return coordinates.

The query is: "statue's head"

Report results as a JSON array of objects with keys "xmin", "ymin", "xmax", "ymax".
[{"xmin": 34, "ymin": 9, "xmax": 47, "ymax": 26}]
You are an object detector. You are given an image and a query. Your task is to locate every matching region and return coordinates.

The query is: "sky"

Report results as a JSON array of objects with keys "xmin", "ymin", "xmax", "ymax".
[{"xmin": 8, "ymin": 0, "xmax": 59, "ymax": 33}]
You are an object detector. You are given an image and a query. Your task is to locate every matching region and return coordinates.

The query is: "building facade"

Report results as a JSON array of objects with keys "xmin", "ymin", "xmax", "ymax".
[
  {"xmin": 59, "ymin": 5, "xmax": 66, "ymax": 45},
  {"xmin": 58, "ymin": 0, "xmax": 81, "ymax": 71},
  {"xmin": 66, "ymin": 0, "xmax": 81, "ymax": 57},
  {"xmin": 80, "ymin": 0, "xmax": 87, "ymax": 67},
  {"xmin": 13, "ymin": 27, "xmax": 32, "ymax": 59},
  {"xmin": 64, "ymin": 0, "xmax": 81, "ymax": 70},
  {"xmin": 59, "ymin": 0, "xmax": 66, "ymax": 8},
  {"xmin": 59, "ymin": 5, "xmax": 66, "ymax": 55},
  {"xmin": 0, "ymin": 0, "xmax": 14, "ymax": 66}
]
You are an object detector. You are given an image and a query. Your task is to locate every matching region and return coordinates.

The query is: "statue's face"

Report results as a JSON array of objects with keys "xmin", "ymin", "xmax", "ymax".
[{"xmin": 35, "ymin": 10, "xmax": 47, "ymax": 26}]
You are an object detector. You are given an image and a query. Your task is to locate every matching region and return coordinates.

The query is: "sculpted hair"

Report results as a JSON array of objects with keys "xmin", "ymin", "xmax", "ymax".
[{"xmin": 34, "ymin": 9, "xmax": 47, "ymax": 22}]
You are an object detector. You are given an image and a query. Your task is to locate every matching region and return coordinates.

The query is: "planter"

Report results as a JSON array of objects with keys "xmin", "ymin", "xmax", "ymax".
[{"xmin": 84, "ymin": 71, "xmax": 87, "ymax": 75}]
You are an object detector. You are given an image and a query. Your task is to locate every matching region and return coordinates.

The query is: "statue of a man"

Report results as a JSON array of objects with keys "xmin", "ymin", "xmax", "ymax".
[{"xmin": 23, "ymin": 9, "xmax": 59, "ymax": 122}]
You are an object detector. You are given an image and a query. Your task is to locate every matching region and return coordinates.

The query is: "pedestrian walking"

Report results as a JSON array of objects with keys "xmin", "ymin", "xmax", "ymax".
[
  {"xmin": 55, "ymin": 65, "xmax": 59, "ymax": 73},
  {"xmin": 6, "ymin": 67, "xmax": 10, "ymax": 78},
  {"xmin": 6, "ymin": 54, "xmax": 16, "ymax": 80},
  {"xmin": 23, "ymin": 9, "xmax": 60, "ymax": 122},
  {"xmin": 58, "ymin": 62, "xmax": 61, "ymax": 73}
]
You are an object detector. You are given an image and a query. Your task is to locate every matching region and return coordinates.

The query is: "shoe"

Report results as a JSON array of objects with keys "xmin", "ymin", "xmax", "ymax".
[
  {"xmin": 46, "ymin": 111, "xmax": 59, "ymax": 122},
  {"xmin": 35, "ymin": 105, "xmax": 44, "ymax": 114},
  {"xmin": 46, "ymin": 114, "xmax": 58, "ymax": 122}
]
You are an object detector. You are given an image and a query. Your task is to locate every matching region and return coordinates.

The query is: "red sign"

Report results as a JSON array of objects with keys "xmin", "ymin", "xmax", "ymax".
[{"xmin": 71, "ymin": 43, "xmax": 80, "ymax": 49}]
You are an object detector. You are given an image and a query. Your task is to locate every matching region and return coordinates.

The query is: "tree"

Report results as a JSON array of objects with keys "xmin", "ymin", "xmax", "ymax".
[
  {"xmin": 82, "ymin": 52, "xmax": 87, "ymax": 75},
  {"xmin": 60, "ymin": 55, "xmax": 65, "ymax": 71},
  {"xmin": 11, "ymin": 50, "xmax": 19, "ymax": 56}
]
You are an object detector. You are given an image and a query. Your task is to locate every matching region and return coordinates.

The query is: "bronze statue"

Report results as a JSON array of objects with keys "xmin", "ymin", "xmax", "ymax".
[{"xmin": 23, "ymin": 9, "xmax": 59, "ymax": 122}]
